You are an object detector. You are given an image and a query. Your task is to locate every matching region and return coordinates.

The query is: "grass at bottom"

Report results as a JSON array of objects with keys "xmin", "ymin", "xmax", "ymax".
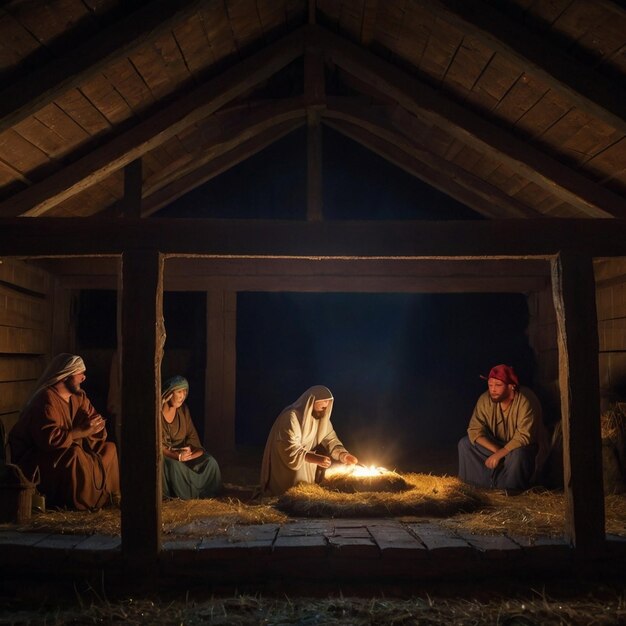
[{"xmin": 0, "ymin": 579, "xmax": 624, "ymax": 625}]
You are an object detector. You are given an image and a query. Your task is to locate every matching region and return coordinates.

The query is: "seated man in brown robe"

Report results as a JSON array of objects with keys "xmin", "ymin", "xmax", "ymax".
[{"xmin": 9, "ymin": 353, "xmax": 120, "ymax": 510}]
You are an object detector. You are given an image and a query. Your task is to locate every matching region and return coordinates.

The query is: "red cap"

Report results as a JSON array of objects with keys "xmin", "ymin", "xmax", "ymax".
[{"xmin": 480, "ymin": 364, "xmax": 519, "ymax": 386}]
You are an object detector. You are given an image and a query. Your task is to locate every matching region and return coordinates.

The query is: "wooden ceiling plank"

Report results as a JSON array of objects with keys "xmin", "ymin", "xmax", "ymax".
[
  {"xmin": 128, "ymin": 43, "xmax": 180, "ymax": 102},
  {"xmin": 152, "ymin": 30, "xmax": 194, "ymax": 89},
  {"xmin": 419, "ymin": 18, "xmax": 464, "ymax": 84},
  {"xmin": 0, "ymin": 0, "xmax": 210, "ymax": 133},
  {"xmin": 0, "ymin": 27, "xmax": 305, "ymax": 218},
  {"xmin": 79, "ymin": 73, "xmax": 136, "ymax": 125},
  {"xmin": 466, "ymin": 53, "xmax": 522, "ymax": 113},
  {"xmin": 172, "ymin": 13, "xmax": 217, "ymax": 78},
  {"xmin": 442, "ymin": 36, "xmax": 495, "ymax": 100},
  {"xmin": 315, "ymin": 25, "xmax": 626, "ymax": 218},
  {"xmin": 0, "ymin": 129, "xmax": 49, "ymax": 176},
  {"xmin": 200, "ymin": 4, "xmax": 238, "ymax": 62},
  {"xmin": 414, "ymin": 0, "xmax": 626, "ymax": 135},
  {"xmin": 101, "ymin": 57, "xmax": 156, "ymax": 114},
  {"xmin": 54, "ymin": 88, "xmax": 112, "ymax": 137},
  {"xmin": 227, "ymin": 0, "xmax": 265, "ymax": 51},
  {"xmin": 13, "ymin": 117, "xmax": 72, "ymax": 159}
]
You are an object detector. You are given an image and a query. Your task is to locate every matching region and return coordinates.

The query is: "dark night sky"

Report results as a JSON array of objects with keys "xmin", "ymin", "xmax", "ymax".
[{"xmin": 80, "ymin": 127, "xmax": 535, "ymax": 470}]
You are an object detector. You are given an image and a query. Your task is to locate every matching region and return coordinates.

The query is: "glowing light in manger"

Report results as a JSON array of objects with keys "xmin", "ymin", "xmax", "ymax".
[
  {"xmin": 325, "ymin": 464, "xmax": 389, "ymax": 478},
  {"xmin": 322, "ymin": 463, "xmax": 411, "ymax": 493}
]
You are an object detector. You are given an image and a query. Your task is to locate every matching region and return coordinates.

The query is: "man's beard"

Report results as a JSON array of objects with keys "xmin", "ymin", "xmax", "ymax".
[
  {"xmin": 311, "ymin": 409, "xmax": 325, "ymax": 419},
  {"xmin": 490, "ymin": 388, "xmax": 512, "ymax": 403},
  {"xmin": 64, "ymin": 379, "xmax": 81, "ymax": 394}
]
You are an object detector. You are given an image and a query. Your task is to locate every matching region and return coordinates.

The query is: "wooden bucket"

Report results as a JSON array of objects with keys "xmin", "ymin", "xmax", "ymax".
[{"xmin": 0, "ymin": 463, "xmax": 37, "ymax": 523}]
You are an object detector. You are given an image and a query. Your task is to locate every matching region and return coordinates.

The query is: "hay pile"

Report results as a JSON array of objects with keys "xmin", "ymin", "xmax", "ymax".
[
  {"xmin": 601, "ymin": 404, "xmax": 626, "ymax": 494},
  {"xmin": 12, "ymin": 496, "xmax": 286, "ymax": 538},
  {"xmin": 4, "ymin": 476, "xmax": 626, "ymax": 540},
  {"xmin": 443, "ymin": 489, "xmax": 626, "ymax": 538},
  {"xmin": 276, "ymin": 473, "xmax": 488, "ymax": 518}
]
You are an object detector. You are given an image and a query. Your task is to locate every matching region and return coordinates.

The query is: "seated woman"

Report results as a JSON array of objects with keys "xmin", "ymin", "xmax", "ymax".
[{"xmin": 161, "ymin": 375, "xmax": 222, "ymax": 499}]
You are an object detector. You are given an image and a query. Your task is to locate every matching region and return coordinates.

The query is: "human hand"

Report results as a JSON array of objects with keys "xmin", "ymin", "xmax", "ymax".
[
  {"xmin": 176, "ymin": 446, "xmax": 192, "ymax": 462},
  {"xmin": 308, "ymin": 452, "xmax": 332, "ymax": 468},
  {"xmin": 340, "ymin": 452, "xmax": 358, "ymax": 465},
  {"xmin": 73, "ymin": 416, "xmax": 106, "ymax": 439},
  {"xmin": 484, "ymin": 451, "xmax": 504, "ymax": 469}
]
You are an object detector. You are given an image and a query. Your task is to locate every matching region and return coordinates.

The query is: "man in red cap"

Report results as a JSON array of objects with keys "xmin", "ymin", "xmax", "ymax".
[{"xmin": 458, "ymin": 364, "xmax": 548, "ymax": 491}]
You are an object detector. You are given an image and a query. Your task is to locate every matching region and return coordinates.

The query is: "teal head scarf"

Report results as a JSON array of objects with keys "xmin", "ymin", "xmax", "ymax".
[{"xmin": 161, "ymin": 375, "xmax": 189, "ymax": 403}]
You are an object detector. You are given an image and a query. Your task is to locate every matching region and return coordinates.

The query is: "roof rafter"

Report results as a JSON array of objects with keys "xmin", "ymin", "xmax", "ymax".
[
  {"xmin": 0, "ymin": 27, "xmax": 306, "ymax": 218},
  {"xmin": 415, "ymin": 0, "xmax": 626, "ymax": 135},
  {"xmin": 314, "ymin": 25, "xmax": 626, "ymax": 218},
  {"xmin": 140, "ymin": 119, "xmax": 304, "ymax": 217},
  {"xmin": 323, "ymin": 98, "xmax": 542, "ymax": 218},
  {"xmin": 0, "ymin": 0, "xmax": 210, "ymax": 133}
]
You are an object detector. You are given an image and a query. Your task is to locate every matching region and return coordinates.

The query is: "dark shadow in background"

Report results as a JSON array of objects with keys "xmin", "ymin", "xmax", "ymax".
[
  {"xmin": 236, "ymin": 292, "xmax": 535, "ymax": 472},
  {"xmin": 76, "ymin": 290, "xmax": 207, "ymax": 442}
]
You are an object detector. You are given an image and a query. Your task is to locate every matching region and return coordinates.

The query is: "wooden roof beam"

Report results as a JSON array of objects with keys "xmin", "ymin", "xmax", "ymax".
[
  {"xmin": 0, "ymin": 0, "xmax": 210, "ymax": 133},
  {"xmin": 0, "ymin": 27, "xmax": 306, "ymax": 218},
  {"xmin": 323, "ymin": 98, "xmax": 543, "ymax": 219},
  {"xmin": 141, "ymin": 99, "xmax": 307, "ymax": 199},
  {"xmin": 415, "ymin": 0, "xmax": 626, "ymax": 136},
  {"xmin": 4, "ymin": 217, "xmax": 626, "ymax": 257},
  {"xmin": 312, "ymin": 25, "xmax": 626, "ymax": 219}
]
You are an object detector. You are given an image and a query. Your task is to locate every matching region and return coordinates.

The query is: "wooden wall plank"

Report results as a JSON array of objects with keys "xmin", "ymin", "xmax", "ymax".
[
  {"xmin": 551, "ymin": 253, "xmax": 604, "ymax": 553},
  {"xmin": 0, "ymin": 380, "xmax": 34, "ymax": 414},
  {"xmin": 0, "ymin": 356, "xmax": 44, "ymax": 382},
  {"xmin": 0, "ymin": 258, "xmax": 50, "ymax": 294},
  {"xmin": 0, "ymin": 326, "xmax": 48, "ymax": 353},
  {"xmin": 0, "ymin": 285, "xmax": 47, "ymax": 329}
]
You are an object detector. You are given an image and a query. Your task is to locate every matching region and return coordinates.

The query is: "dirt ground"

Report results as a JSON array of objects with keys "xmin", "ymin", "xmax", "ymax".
[{"xmin": 1, "ymin": 575, "xmax": 625, "ymax": 625}]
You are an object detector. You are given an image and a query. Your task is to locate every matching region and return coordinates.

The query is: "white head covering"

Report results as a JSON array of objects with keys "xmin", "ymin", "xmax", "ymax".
[
  {"xmin": 26, "ymin": 353, "xmax": 86, "ymax": 406},
  {"xmin": 285, "ymin": 385, "xmax": 334, "ymax": 424}
]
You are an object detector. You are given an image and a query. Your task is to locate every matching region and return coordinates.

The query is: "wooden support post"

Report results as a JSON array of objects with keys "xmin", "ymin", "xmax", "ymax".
[
  {"xmin": 307, "ymin": 110, "xmax": 322, "ymax": 221},
  {"xmin": 551, "ymin": 253, "xmax": 605, "ymax": 554},
  {"xmin": 122, "ymin": 159, "xmax": 143, "ymax": 218},
  {"xmin": 205, "ymin": 291, "xmax": 237, "ymax": 460},
  {"xmin": 120, "ymin": 249, "xmax": 164, "ymax": 581},
  {"xmin": 305, "ymin": 43, "xmax": 325, "ymax": 221}
]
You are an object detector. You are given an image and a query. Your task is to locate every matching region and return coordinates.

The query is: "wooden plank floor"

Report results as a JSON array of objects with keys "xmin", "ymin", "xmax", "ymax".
[{"xmin": 1, "ymin": 519, "xmax": 625, "ymax": 587}]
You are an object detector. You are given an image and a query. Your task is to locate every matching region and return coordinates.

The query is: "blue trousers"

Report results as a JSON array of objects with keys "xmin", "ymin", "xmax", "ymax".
[{"xmin": 457, "ymin": 436, "xmax": 536, "ymax": 490}]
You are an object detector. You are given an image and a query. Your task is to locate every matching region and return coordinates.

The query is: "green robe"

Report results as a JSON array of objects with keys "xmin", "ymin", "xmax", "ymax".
[{"xmin": 161, "ymin": 404, "xmax": 221, "ymax": 499}]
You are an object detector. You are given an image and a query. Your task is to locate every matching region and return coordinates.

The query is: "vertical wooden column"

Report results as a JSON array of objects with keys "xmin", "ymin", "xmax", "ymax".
[
  {"xmin": 120, "ymin": 249, "xmax": 164, "ymax": 578},
  {"xmin": 551, "ymin": 253, "xmax": 605, "ymax": 553},
  {"xmin": 122, "ymin": 159, "xmax": 143, "ymax": 218},
  {"xmin": 205, "ymin": 290, "xmax": 237, "ymax": 460},
  {"xmin": 305, "ymin": 34, "xmax": 325, "ymax": 222}
]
